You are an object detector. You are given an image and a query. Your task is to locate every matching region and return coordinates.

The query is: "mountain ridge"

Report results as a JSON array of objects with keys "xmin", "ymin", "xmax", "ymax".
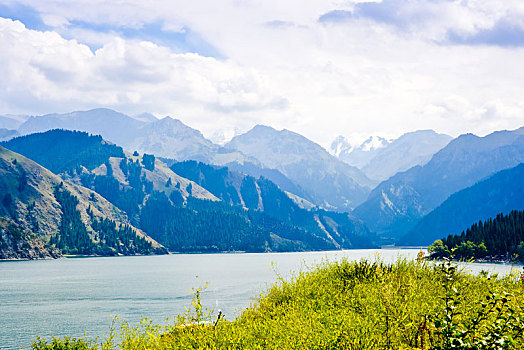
[
  {"xmin": 226, "ymin": 124, "xmax": 373, "ymax": 211},
  {"xmin": 353, "ymin": 127, "xmax": 524, "ymax": 238},
  {"xmin": 3, "ymin": 130, "xmax": 379, "ymax": 253},
  {"xmin": 402, "ymin": 163, "xmax": 524, "ymax": 246},
  {"xmin": 331, "ymin": 130, "xmax": 452, "ymax": 182},
  {"xmin": 14, "ymin": 109, "xmax": 375, "ymax": 211}
]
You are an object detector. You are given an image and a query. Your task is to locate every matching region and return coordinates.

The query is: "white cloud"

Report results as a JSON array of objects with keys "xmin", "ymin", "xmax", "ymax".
[
  {"xmin": 40, "ymin": 13, "xmax": 69, "ymax": 28},
  {"xmin": 0, "ymin": 17, "xmax": 287, "ymax": 136},
  {"xmin": 1, "ymin": 1, "xmax": 524, "ymax": 148}
]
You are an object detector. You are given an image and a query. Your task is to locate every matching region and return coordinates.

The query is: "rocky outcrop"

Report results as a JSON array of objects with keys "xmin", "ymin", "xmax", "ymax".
[{"xmin": 0, "ymin": 218, "xmax": 61, "ymax": 260}]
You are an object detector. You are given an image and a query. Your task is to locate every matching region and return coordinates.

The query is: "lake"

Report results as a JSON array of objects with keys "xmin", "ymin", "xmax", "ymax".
[{"xmin": 0, "ymin": 249, "xmax": 521, "ymax": 349}]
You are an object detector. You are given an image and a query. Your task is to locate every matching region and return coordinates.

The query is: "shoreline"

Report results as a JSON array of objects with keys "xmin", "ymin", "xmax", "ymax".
[
  {"xmin": 0, "ymin": 247, "xmax": 426, "ymax": 262},
  {"xmin": 428, "ymin": 255, "xmax": 524, "ymax": 265}
]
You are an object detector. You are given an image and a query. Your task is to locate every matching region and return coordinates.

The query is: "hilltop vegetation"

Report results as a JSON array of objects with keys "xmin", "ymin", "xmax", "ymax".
[
  {"xmin": 2, "ymin": 129, "xmax": 125, "ymax": 174},
  {"xmin": 33, "ymin": 257, "xmax": 524, "ymax": 349},
  {"xmin": 429, "ymin": 210, "xmax": 524, "ymax": 261}
]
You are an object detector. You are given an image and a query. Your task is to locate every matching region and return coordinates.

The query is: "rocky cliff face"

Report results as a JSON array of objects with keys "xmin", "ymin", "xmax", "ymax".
[{"xmin": 0, "ymin": 218, "xmax": 61, "ymax": 260}]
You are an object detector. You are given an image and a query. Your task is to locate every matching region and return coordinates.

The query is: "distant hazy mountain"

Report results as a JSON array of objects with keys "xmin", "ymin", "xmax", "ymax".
[
  {"xmin": 353, "ymin": 127, "xmax": 524, "ymax": 238},
  {"xmin": 402, "ymin": 163, "xmax": 524, "ymax": 246},
  {"xmin": 126, "ymin": 116, "xmax": 219, "ymax": 162},
  {"xmin": 0, "ymin": 115, "xmax": 28, "ymax": 130},
  {"xmin": 18, "ymin": 108, "xmax": 144, "ymax": 147},
  {"xmin": 331, "ymin": 135, "xmax": 390, "ymax": 169},
  {"xmin": 226, "ymin": 125, "xmax": 373, "ymax": 211},
  {"xmin": 16, "ymin": 108, "xmax": 254, "ymax": 165},
  {"xmin": 0, "ymin": 128, "xmax": 18, "ymax": 141},
  {"xmin": 362, "ymin": 131, "xmax": 452, "ymax": 182},
  {"xmin": 331, "ymin": 130, "xmax": 452, "ymax": 182}
]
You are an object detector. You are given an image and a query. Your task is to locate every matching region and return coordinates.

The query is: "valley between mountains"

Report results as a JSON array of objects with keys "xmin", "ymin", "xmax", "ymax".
[{"xmin": 1, "ymin": 108, "xmax": 523, "ymax": 259}]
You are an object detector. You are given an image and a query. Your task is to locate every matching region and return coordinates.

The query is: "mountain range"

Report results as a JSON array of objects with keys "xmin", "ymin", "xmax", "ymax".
[
  {"xmin": 1, "ymin": 129, "xmax": 378, "ymax": 256},
  {"xmin": 353, "ymin": 127, "xmax": 524, "ymax": 238},
  {"xmin": 402, "ymin": 163, "xmax": 524, "ymax": 246},
  {"xmin": 1, "ymin": 108, "xmax": 523, "ymax": 250},
  {"xmin": 4, "ymin": 109, "xmax": 374, "ymax": 211},
  {"xmin": 331, "ymin": 130, "xmax": 452, "ymax": 182}
]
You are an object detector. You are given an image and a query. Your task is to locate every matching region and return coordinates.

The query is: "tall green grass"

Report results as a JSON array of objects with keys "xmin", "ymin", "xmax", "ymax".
[{"xmin": 33, "ymin": 256, "xmax": 524, "ymax": 349}]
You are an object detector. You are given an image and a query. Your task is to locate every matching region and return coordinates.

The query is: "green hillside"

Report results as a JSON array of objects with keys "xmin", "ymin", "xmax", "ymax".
[
  {"xmin": 2, "ymin": 129, "xmax": 125, "ymax": 174},
  {"xmin": 0, "ymin": 145, "xmax": 167, "ymax": 258}
]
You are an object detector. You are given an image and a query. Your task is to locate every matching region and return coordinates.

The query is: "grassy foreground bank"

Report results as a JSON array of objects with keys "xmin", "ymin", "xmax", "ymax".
[{"xmin": 33, "ymin": 257, "xmax": 524, "ymax": 349}]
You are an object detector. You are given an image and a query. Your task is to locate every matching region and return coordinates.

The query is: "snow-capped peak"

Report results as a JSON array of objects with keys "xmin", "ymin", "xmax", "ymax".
[
  {"xmin": 209, "ymin": 127, "xmax": 244, "ymax": 145},
  {"xmin": 360, "ymin": 135, "xmax": 390, "ymax": 152},
  {"xmin": 330, "ymin": 134, "xmax": 390, "ymax": 156},
  {"xmin": 329, "ymin": 135, "xmax": 351, "ymax": 156},
  {"xmin": 329, "ymin": 135, "xmax": 367, "ymax": 156}
]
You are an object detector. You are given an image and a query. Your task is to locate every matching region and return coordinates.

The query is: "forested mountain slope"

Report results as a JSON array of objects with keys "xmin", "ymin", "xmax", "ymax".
[
  {"xmin": 4, "ymin": 130, "xmax": 378, "ymax": 252},
  {"xmin": 0, "ymin": 146, "xmax": 166, "ymax": 258},
  {"xmin": 403, "ymin": 163, "xmax": 524, "ymax": 246},
  {"xmin": 171, "ymin": 160, "xmax": 374, "ymax": 249}
]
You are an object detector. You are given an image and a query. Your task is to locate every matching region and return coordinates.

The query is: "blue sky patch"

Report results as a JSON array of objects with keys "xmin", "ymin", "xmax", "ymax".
[
  {"xmin": 0, "ymin": 3, "xmax": 50, "ymax": 31},
  {"xmin": 318, "ymin": 10, "xmax": 353, "ymax": 23},
  {"xmin": 62, "ymin": 20, "xmax": 224, "ymax": 58},
  {"xmin": 447, "ymin": 20, "xmax": 524, "ymax": 47},
  {"xmin": 0, "ymin": 3, "xmax": 223, "ymax": 58},
  {"xmin": 319, "ymin": 0, "xmax": 524, "ymax": 47}
]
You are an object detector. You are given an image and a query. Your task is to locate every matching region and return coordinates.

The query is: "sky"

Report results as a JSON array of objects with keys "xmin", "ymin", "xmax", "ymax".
[{"xmin": 1, "ymin": 0, "xmax": 524, "ymax": 148}]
